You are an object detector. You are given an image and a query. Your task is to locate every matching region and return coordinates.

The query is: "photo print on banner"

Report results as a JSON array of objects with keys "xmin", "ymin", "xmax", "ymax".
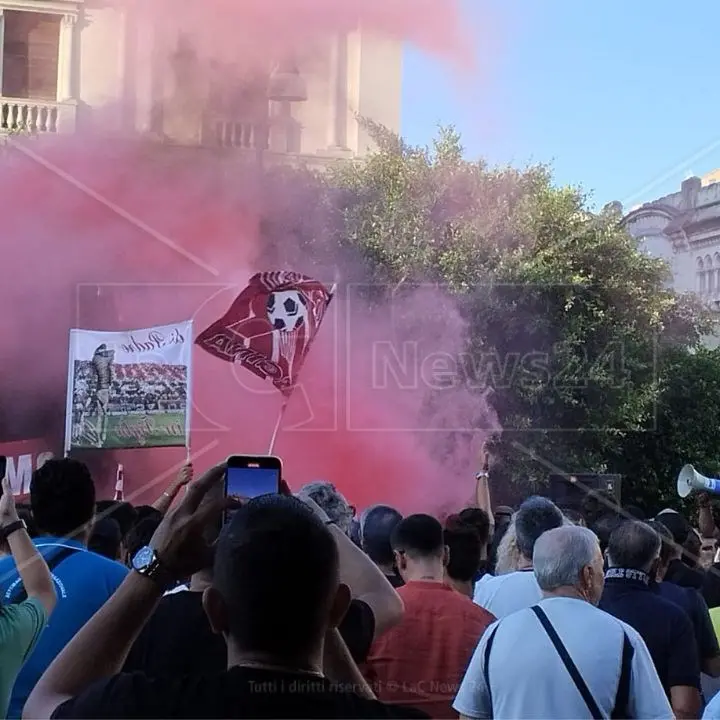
[{"xmin": 64, "ymin": 321, "xmax": 193, "ymax": 452}]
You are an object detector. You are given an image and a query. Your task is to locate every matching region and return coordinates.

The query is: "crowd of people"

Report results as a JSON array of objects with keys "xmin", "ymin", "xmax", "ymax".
[
  {"xmin": 3, "ymin": 457, "xmax": 720, "ymax": 718},
  {"xmin": 72, "ymin": 361, "xmax": 186, "ymax": 420}
]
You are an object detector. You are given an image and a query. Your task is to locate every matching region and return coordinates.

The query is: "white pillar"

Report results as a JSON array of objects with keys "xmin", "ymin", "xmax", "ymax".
[
  {"xmin": 134, "ymin": 7, "xmax": 155, "ymax": 133},
  {"xmin": 327, "ymin": 33, "xmax": 349, "ymax": 151},
  {"xmin": 57, "ymin": 14, "xmax": 77, "ymax": 101}
]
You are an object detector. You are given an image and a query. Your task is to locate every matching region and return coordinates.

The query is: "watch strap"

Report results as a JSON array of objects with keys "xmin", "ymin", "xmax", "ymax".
[
  {"xmin": 134, "ymin": 551, "xmax": 175, "ymax": 590},
  {"xmin": 2, "ymin": 520, "xmax": 26, "ymax": 540}
]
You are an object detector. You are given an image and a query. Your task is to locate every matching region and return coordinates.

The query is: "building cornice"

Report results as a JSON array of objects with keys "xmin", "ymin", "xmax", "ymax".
[
  {"xmin": 0, "ymin": 0, "xmax": 82, "ymax": 16},
  {"xmin": 622, "ymin": 200, "xmax": 720, "ymax": 253},
  {"xmin": 619, "ymin": 202, "xmax": 681, "ymax": 228}
]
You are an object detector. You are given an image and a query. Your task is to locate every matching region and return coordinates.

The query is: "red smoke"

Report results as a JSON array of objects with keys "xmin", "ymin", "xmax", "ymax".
[{"xmin": 0, "ymin": 0, "xmax": 497, "ymax": 514}]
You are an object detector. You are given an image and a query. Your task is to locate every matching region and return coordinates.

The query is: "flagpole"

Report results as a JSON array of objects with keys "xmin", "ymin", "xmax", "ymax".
[
  {"xmin": 267, "ymin": 400, "xmax": 289, "ymax": 455},
  {"xmin": 266, "ymin": 281, "xmax": 337, "ymax": 455}
]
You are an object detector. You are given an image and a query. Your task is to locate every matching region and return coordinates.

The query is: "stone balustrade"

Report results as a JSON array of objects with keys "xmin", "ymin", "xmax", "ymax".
[{"xmin": 0, "ymin": 97, "xmax": 77, "ymax": 134}]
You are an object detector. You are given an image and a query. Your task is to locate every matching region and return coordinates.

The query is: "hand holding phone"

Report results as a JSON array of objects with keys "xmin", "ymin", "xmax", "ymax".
[{"xmin": 225, "ymin": 455, "xmax": 282, "ymax": 524}]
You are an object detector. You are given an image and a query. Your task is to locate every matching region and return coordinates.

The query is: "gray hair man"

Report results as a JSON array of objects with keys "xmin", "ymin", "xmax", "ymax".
[
  {"xmin": 600, "ymin": 520, "xmax": 702, "ymax": 718},
  {"xmin": 473, "ymin": 496, "xmax": 564, "ymax": 617},
  {"xmin": 454, "ymin": 525, "xmax": 671, "ymax": 719},
  {"xmin": 296, "ymin": 481, "xmax": 354, "ymax": 535}
]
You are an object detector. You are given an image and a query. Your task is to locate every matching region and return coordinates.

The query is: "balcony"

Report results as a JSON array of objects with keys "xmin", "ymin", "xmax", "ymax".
[
  {"xmin": 0, "ymin": 97, "xmax": 77, "ymax": 134},
  {"xmin": 207, "ymin": 117, "xmax": 269, "ymax": 150}
]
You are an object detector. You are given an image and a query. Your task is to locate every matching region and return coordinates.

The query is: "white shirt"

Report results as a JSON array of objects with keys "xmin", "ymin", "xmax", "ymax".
[
  {"xmin": 704, "ymin": 692, "xmax": 720, "ymax": 719},
  {"xmin": 453, "ymin": 596, "xmax": 672, "ymax": 719},
  {"xmin": 473, "ymin": 570, "xmax": 542, "ymax": 618}
]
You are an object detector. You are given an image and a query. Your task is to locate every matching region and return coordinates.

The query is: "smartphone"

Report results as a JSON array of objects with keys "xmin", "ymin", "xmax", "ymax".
[{"xmin": 224, "ymin": 455, "xmax": 282, "ymax": 524}]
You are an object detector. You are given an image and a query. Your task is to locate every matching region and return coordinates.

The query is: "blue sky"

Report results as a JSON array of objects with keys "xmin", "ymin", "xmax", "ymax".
[{"xmin": 401, "ymin": 1, "xmax": 720, "ymax": 210}]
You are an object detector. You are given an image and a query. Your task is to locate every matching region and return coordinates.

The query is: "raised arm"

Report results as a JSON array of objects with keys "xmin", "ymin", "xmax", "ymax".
[
  {"xmin": 153, "ymin": 462, "xmax": 193, "ymax": 515},
  {"xmin": 474, "ymin": 447, "xmax": 494, "ymax": 531},
  {"xmin": 1, "ymin": 478, "xmax": 56, "ymax": 615},
  {"xmin": 298, "ymin": 494, "xmax": 403, "ymax": 637}
]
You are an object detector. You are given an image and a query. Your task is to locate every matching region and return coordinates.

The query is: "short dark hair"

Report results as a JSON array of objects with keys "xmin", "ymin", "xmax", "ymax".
[
  {"xmin": 647, "ymin": 520, "xmax": 676, "ymax": 566},
  {"xmin": 361, "ymin": 505, "xmax": 403, "ymax": 566},
  {"xmin": 624, "ymin": 505, "xmax": 646, "ymax": 521},
  {"xmin": 656, "ymin": 511, "xmax": 691, "ymax": 546},
  {"xmin": 96, "ymin": 500, "xmax": 137, "ymax": 538},
  {"xmin": 457, "ymin": 507, "xmax": 491, "ymax": 546},
  {"xmin": 591, "ymin": 513, "xmax": 622, "ymax": 554},
  {"xmin": 444, "ymin": 518, "xmax": 482, "ymax": 582},
  {"xmin": 31, "ymin": 459, "xmax": 96, "ymax": 537},
  {"xmin": 515, "ymin": 496, "xmax": 564, "ymax": 559},
  {"xmin": 214, "ymin": 495, "xmax": 338, "ymax": 659},
  {"xmin": 123, "ymin": 516, "xmax": 162, "ymax": 565},
  {"xmin": 607, "ymin": 520, "xmax": 661, "ymax": 572},
  {"xmin": 134, "ymin": 505, "xmax": 163, "ymax": 525},
  {"xmin": 88, "ymin": 518, "xmax": 122, "ymax": 560},
  {"xmin": 391, "ymin": 514, "xmax": 444, "ymax": 559}
]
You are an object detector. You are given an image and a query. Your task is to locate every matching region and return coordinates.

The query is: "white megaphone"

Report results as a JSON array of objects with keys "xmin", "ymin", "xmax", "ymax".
[{"xmin": 677, "ymin": 464, "xmax": 720, "ymax": 498}]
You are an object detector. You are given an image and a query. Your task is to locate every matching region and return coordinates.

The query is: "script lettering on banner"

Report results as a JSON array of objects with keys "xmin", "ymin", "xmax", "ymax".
[{"xmin": 0, "ymin": 440, "xmax": 55, "ymax": 496}]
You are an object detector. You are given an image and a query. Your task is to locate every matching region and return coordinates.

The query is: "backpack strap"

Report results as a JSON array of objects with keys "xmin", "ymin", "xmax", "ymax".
[
  {"xmin": 531, "ymin": 605, "xmax": 603, "ymax": 720},
  {"xmin": 482, "ymin": 624, "xmax": 499, "ymax": 718},
  {"xmin": 8, "ymin": 547, "xmax": 79, "ymax": 604},
  {"xmin": 611, "ymin": 632, "xmax": 634, "ymax": 719}
]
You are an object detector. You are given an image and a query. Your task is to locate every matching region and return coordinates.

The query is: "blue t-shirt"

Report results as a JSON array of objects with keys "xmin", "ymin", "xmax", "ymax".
[{"xmin": 0, "ymin": 537, "xmax": 127, "ymax": 719}]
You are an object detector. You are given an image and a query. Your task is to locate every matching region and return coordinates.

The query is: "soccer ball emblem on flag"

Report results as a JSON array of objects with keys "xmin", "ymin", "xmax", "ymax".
[
  {"xmin": 267, "ymin": 290, "xmax": 308, "ymax": 332},
  {"xmin": 195, "ymin": 272, "xmax": 333, "ymax": 396}
]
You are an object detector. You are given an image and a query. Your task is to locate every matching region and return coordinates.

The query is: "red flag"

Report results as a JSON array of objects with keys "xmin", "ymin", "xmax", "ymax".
[{"xmin": 195, "ymin": 272, "xmax": 333, "ymax": 396}]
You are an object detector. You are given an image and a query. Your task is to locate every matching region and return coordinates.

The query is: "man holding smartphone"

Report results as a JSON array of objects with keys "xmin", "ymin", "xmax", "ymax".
[{"xmin": 0, "ymin": 476, "xmax": 57, "ymax": 717}]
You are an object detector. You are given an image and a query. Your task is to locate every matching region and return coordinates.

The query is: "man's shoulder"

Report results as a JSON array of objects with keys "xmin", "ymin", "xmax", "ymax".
[
  {"xmin": 65, "ymin": 551, "xmax": 128, "ymax": 588},
  {"xmin": 474, "ymin": 571, "xmax": 521, "ymax": 595},
  {"xmin": 648, "ymin": 589, "xmax": 694, "ymax": 618}
]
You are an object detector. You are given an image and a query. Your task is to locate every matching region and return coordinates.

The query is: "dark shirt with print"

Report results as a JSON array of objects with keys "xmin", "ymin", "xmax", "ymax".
[
  {"xmin": 600, "ymin": 575, "xmax": 701, "ymax": 695},
  {"xmin": 123, "ymin": 592, "xmax": 376, "ymax": 677},
  {"xmin": 51, "ymin": 667, "xmax": 429, "ymax": 719}
]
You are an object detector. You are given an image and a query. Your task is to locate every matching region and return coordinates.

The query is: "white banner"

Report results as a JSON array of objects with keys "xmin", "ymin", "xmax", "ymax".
[{"xmin": 64, "ymin": 321, "xmax": 193, "ymax": 452}]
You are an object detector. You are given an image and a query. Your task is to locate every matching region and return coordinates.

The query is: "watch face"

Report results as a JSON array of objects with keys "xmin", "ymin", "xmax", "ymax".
[{"xmin": 132, "ymin": 546, "xmax": 155, "ymax": 572}]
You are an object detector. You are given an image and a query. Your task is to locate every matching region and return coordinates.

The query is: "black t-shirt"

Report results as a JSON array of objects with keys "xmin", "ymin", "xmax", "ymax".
[
  {"xmin": 51, "ymin": 666, "xmax": 429, "ymax": 719},
  {"xmin": 600, "ymin": 577, "xmax": 701, "ymax": 693},
  {"xmin": 665, "ymin": 559, "xmax": 704, "ymax": 590},
  {"xmin": 123, "ymin": 592, "xmax": 377, "ymax": 678},
  {"xmin": 123, "ymin": 590, "xmax": 226, "ymax": 676},
  {"xmin": 702, "ymin": 564, "xmax": 720, "ymax": 609},
  {"xmin": 655, "ymin": 580, "xmax": 720, "ymax": 662}
]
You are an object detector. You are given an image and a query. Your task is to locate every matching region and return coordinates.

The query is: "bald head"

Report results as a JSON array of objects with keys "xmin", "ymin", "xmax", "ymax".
[{"xmin": 534, "ymin": 525, "xmax": 602, "ymax": 593}]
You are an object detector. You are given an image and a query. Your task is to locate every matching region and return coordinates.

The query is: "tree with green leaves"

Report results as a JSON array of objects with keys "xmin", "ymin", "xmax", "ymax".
[{"xmin": 320, "ymin": 123, "xmax": 712, "ymax": 508}]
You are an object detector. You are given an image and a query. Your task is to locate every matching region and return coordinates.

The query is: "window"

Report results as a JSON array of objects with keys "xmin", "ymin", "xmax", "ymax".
[
  {"xmin": 706, "ymin": 255, "xmax": 714, "ymax": 295},
  {"xmin": 1, "ymin": 10, "xmax": 61, "ymax": 100},
  {"xmin": 698, "ymin": 257, "xmax": 706, "ymax": 293}
]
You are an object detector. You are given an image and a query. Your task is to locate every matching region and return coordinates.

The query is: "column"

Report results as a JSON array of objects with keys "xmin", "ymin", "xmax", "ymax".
[
  {"xmin": 133, "ymin": 5, "xmax": 154, "ymax": 133},
  {"xmin": 0, "ymin": 10, "xmax": 5, "ymax": 96},
  {"xmin": 327, "ymin": 33, "xmax": 349, "ymax": 151},
  {"xmin": 57, "ymin": 14, "xmax": 78, "ymax": 101}
]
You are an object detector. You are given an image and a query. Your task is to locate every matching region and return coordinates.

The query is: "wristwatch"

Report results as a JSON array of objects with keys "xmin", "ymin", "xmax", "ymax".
[
  {"xmin": 131, "ymin": 546, "xmax": 175, "ymax": 590},
  {"xmin": 1, "ymin": 519, "xmax": 26, "ymax": 540}
]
